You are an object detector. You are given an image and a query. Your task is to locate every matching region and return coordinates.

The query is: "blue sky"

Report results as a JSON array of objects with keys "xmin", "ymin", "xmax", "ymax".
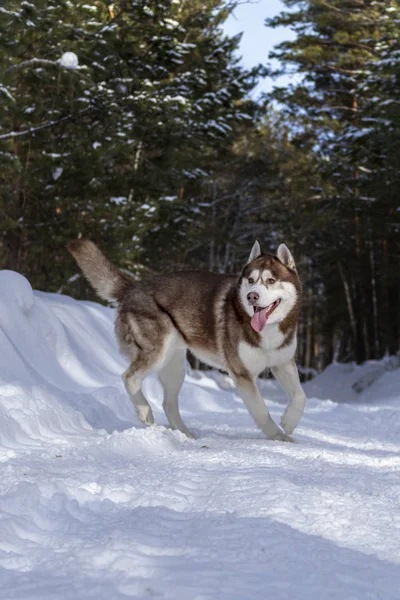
[{"xmin": 224, "ymin": 0, "xmax": 296, "ymax": 96}]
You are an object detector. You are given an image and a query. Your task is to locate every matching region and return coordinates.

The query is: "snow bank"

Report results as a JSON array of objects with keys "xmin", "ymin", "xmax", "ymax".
[
  {"xmin": 305, "ymin": 358, "xmax": 400, "ymax": 405},
  {"xmin": 0, "ymin": 271, "xmax": 399, "ymax": 600},
  {"xmin": 0, "ymin": 270, "xmax": 133, "ymax": 451}
]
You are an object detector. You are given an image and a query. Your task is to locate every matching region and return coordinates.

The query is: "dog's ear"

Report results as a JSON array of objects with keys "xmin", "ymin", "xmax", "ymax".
[
  {"xmin": 277, "ymin": 243, "xmax": 296, "ymax": 270},
  {"xmin": 248, "ymin": 240, "xmax": 262, "ymax": 263}
]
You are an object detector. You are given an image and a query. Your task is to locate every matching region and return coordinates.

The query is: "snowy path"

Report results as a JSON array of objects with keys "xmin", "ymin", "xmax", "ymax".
[{"xmin": 0, "ymin": 272, "xmax": 399, "ymax": 599}]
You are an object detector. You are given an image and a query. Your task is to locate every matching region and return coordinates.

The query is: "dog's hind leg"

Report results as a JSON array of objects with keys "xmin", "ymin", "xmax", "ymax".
[
  {"xmin": 122, "ymin": 362, "xmax": 154, "ymax": 426},
  {"xmin": 272, "ymin": 359, "xmax": 306, "ymax": 435},
  {"xmin": 118, "ymin": 309, "xmax": 182, "ymax": 427},
  {"xmin": 158, "ymin": 350, "xmax": 195, "ymax": 439}
]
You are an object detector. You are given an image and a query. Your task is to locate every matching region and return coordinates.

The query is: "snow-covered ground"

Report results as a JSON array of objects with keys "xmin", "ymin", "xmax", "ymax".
[{"xmin": 0, "ymin": 270, "xmax": 399, "ymax": 600}]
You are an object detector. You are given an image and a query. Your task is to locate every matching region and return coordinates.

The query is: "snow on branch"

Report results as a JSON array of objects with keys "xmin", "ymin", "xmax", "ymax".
[
  {"xmin": 6, "ymin": 53, "xmax": 79, "ymax": 73},
  {"xmin": 6, "ymin": 58, "xmax": 58, "ymax": 73},
  {"xmin": 0, "ymin": 84, "xmax": 15, "ymax": 102}
]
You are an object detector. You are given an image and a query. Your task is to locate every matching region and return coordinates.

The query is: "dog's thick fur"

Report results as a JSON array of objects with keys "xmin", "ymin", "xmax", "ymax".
[{"xmin": 68, "ymin": 239, "xmax": 306, "ymax": 441}]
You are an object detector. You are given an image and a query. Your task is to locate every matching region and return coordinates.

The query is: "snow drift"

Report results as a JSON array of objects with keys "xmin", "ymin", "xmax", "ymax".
[{"xmin": 0, "ymin": 270, "xmax": 399, "ymax": 600}]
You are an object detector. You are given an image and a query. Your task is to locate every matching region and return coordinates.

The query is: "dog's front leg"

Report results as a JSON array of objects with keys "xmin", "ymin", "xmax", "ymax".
[
  {"xmin": 272, "ymin": 359, "xmax": 306, "ymax": 434},
  {"xmin": 233, "ymin": 374, "xmax": 292, "ymax": 442}
]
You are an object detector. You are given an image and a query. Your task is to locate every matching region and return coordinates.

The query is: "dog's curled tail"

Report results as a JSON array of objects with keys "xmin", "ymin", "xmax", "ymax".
[{"xmin": 67, "ymin": 239, "xmax": 132, "ymax": 302}]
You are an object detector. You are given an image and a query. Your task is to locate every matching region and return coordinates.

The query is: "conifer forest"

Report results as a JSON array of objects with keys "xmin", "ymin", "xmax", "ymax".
[{"xmin": 1, "ymin": 1, "xmax": 400, "ymax": 370}]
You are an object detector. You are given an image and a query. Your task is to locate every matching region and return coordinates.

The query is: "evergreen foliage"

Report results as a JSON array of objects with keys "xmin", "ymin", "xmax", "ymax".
[
  {"xmin": 1, "ymin": 0, "xmax": 400, "ymax": 369},
  {"xmin": 0, "ymin": 0, "xmax": 258, "ymax": 296},
  {"xmin": 267, "ymin": 0, "xmax": 400, "ymax": 365}
]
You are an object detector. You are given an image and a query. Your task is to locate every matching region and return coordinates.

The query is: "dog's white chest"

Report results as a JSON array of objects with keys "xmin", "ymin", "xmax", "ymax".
[{"xmin": 238, "ymin": 329, "xmax": 296, "ymax": 375}]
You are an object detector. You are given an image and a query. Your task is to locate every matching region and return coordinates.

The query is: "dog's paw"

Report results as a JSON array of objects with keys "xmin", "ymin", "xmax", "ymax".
[
  {"xmin": 280, "ymin": 406, "xmax": 303, "ymax": 435},
  {"xmin": 172, "ymin": 425, "xmax": 196, "ymax": 439},
  {"xmin": 184, "ymin": 429, "xmax": 197, "ymax": 440},
  {"xmin": 270, "ymin": 429, "xmax": 294, "ymax": 443},
  {"xmin": 136, "ymin": 406, "xmax": 155, "ymax": 426}
]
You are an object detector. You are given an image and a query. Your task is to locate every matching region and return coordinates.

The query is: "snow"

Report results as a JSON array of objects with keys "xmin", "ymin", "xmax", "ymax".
[
  {"xmin": 0, "ymin": 270, "xmax": 400, "ymax": 599},
  {"xmin": 52, "ymin": 167, "xmax": 63, "ymax": 181},
  {"xmin": 110, "ymin": 196, "xmax": 127, "ymax": 205},
  {"xmin": 0, "ymin": 84, "xmax": 16, "ymax": 103},
  {"xmin": 60, "ymin": 52, "xmax": 79, "ymax": 70}
]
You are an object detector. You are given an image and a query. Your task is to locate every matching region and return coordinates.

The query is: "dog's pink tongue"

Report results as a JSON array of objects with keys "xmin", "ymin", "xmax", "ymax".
[{"xmin": 251, "ymin": 308, "xmax": 269, "ymax": 332}]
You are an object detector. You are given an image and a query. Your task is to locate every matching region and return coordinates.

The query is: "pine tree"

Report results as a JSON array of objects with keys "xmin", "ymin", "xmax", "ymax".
[
  {"xmin": 266, "ymin": 0, "xmax": 400, "ymax": 363},
  {"xmin": 337, "ymin": 0, "xmax": 400, "ymax": 357},
  {"xmin": 0, "ymin": 0, "xmax": 258, "ymax": 297}
]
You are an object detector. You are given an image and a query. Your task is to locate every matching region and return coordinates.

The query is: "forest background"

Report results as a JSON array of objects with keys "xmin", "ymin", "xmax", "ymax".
[{"xmin": 1, "ymin": 0, "xmax": 399, "ymax": 371}]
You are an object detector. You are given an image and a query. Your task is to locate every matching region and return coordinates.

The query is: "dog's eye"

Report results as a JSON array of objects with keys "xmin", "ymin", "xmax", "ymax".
[
  {"xmin": 267, "ymin": 278, "xmax": 275, "ymax": 285},
  {"xmin": 248, "ymin": 277, "xmax": 254, "ymax": 285}
]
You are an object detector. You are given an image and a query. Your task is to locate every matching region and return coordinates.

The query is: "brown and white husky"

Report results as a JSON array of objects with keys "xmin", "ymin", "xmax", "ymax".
[{"xmin": 68, "ymin": 239, "xmax": 306, "ymax": 442}]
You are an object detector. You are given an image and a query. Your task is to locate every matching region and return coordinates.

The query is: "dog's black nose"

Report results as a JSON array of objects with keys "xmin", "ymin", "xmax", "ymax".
[{"xmin": 247, "ymin": 292, "xmax": 259, "ymax": 305}]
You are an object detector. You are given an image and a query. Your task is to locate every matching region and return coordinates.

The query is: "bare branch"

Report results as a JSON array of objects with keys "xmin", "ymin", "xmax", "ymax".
[
  {"xmin": 317, "ymin": 40, "xmax": 376, "ymax": 54},
  {"xmin": 314, "ymin": 0, "xmax": 377, "ymax": 20},
  {"xmin": 325, "ymin": 65, "xmax": 366, "ymax": 75},
  {"xmin": 0, "ymin": 106, "xmax": 93, "ymax": 140},
  {"xmin": 316, "ymin": 105, "xmax": 358, "ymax": 113}
]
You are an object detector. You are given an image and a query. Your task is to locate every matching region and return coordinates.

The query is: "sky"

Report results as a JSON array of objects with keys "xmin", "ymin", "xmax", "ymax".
[{"xmin": 224, "ymin": 0, "xmax": 296, "ymax": 96}]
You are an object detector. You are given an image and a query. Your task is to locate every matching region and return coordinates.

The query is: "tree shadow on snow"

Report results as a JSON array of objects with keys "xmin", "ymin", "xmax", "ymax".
[{"xmin": 1, "ymin": 502, "xmax": 398, "ymax": 600}]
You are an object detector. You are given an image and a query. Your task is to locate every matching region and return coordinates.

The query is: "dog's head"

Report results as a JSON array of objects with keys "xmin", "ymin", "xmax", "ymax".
[{"xmin": 239, "ymin": 240, "xmax": 302, "ymax": 332}]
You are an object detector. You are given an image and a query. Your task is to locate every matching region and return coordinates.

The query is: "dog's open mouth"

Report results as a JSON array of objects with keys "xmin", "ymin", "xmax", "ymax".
[{"xmin": 250, "ymin": 299, "xmax": 281, "ymax": 332}]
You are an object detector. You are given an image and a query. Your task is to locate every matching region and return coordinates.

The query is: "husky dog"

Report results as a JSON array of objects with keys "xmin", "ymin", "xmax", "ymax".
[{"xmin": 68, "ymin": 239, "xmax": 306, "ymax": 441}]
